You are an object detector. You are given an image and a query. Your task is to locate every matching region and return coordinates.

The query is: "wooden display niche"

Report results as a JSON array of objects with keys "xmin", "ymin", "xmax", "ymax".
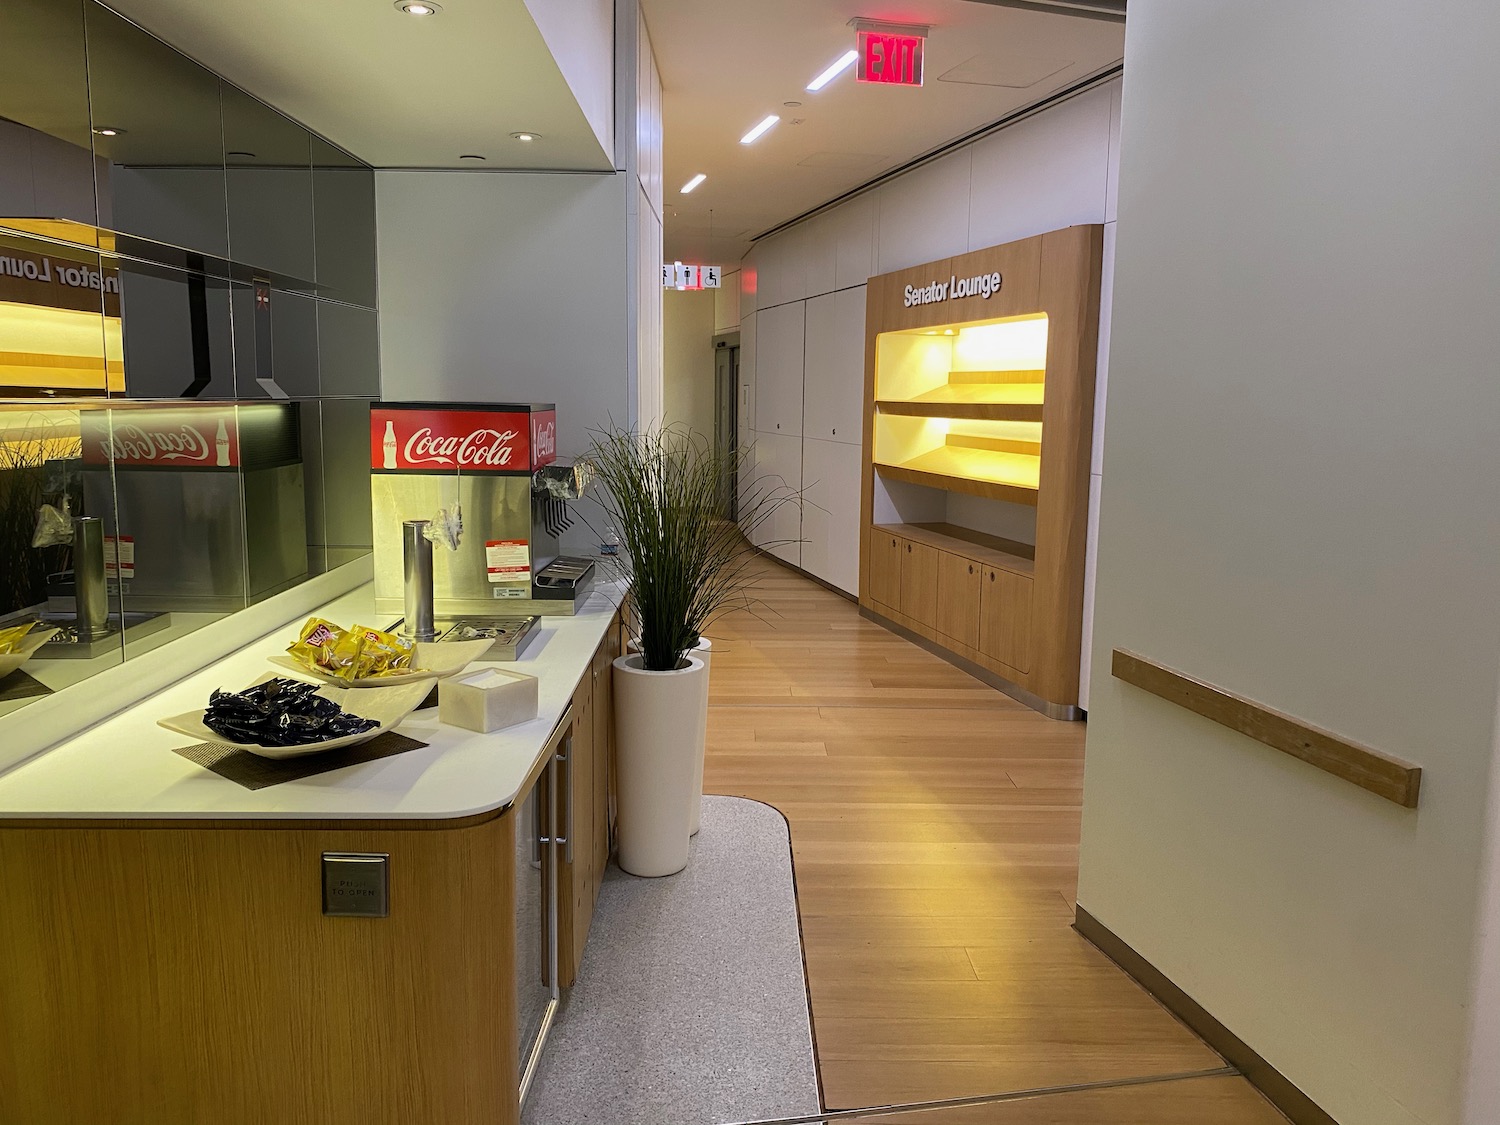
[{"xmin": 859, "ymin": 226, "xmax": 1103, "ymax": 718}]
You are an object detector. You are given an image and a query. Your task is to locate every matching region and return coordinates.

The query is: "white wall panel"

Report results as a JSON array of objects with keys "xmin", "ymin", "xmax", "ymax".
[
  {"xmin": 803, "ymin": 286, "xmax": 866, "ymax": 445},
  {"xmin": 967, "ymin": 84, "xmax": 1111, "ymax": 251},
  {"xmin": 752, "ymin": 429, "xmax": 803, "ymax": 567},
  {"xmin": 833, "ymin": 192, "xmax": 877, "ymax": 290},
  {"xmin": 801, "ymin": 436, "xmax": 862, "ymax": 593},
  {"xmin": 804, "ymin": 211, "xmax": 838, "ymax": 298},
  {"xmin": 754, "ymin": 235, "xmax": 782, "ymax": 310},
  {"xmin": 774, "ymin": 221, "xmax": 811, "ymax": 305},
  {"xmin": 876, "ymin": 148, "xmax": 972, "ymax": 273},
  {"xmin": 753, "ymin": 301, "xmax": 805, "ymax": 437}
]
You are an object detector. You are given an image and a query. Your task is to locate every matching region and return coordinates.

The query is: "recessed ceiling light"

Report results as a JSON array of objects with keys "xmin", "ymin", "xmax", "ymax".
[
  {"xmin": 510, "ymin": 131, "xmax": 541, "ymax": 142},
  {"xmin": 459, "ymin": 153, "xmax": 487, "ymax": 161},
  {"xmin": 92, "ymin": 126, "xmax": 124, "ymax": 137},
  {"xmin": 680, "ymin": 173, "xmax": 706, "ymax": 194},
  {"xmin": 739, "ymin": 115, "xmax": 780, "ymax": 145},
  {"xmin": 806, "ymin": 49, "xmax": 859, "ymax": 92},
  {"xmin": 395, "ymin": 0, "xmax": 440, "ymax": 13}
]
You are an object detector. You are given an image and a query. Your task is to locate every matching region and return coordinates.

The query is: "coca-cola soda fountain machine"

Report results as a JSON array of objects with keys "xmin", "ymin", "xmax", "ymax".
[{"xmin": 370, "ymin": 402, "xmax": 594, "ymax": 621}]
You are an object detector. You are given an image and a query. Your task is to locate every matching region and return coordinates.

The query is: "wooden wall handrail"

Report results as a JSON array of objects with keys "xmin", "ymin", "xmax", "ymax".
[{"xmin": 1111, "ymin": 649, "xmax": 1422, "ymax": 808}]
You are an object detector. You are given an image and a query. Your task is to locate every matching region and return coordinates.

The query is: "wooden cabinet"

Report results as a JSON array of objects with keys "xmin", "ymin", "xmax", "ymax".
[
  {"xmin": 980, "ymin": 568, "xmax": 1033, "ymax": 673},
  {"xmin": 869, "ymin": 529, "xmax": 902, "ymax": 610},
  {"xmin": 557, "ymin": 621, "xmax": 619, "ymax": 987},
  {"xmin": 899, "ymin": 539, "xmax": 939, "ymax": 624},
  {"xmin": 936, "ymin": 552, "xmax": 981, "ymax": 648}
]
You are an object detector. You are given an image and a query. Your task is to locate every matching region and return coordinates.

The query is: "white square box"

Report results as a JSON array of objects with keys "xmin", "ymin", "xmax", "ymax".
[{"xmin": 438, "ymin": 667, "xmax": 539, "ymax": 734}]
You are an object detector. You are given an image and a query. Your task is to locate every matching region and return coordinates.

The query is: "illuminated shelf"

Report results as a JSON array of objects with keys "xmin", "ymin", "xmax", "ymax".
[
  {"xmin": 877, "ymin": 398, "xmax": 1044, "ymax": 422},
  {"xmin": 875, "ymin": 439, "xmax": 1041, "ymax": 506}
]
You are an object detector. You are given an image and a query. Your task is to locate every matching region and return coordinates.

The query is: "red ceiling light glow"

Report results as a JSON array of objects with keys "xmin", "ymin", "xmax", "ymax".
[{"xmin": 852, "ymin": 20, "xmax": 928, "ymax": 87}]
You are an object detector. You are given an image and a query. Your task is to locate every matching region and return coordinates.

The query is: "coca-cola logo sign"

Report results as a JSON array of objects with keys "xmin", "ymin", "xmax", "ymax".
[
  {"xmin": 531, "ymin": 411, "xmax": 557, "ymax": 467},
  {"xmin": 372, "ymin": 407, "xmax": 556, "ymax": 473},
  {"xmin": 404, "ymin": 426, "xmax": 522, "ymax": 468},
  {"xmin": 81, "ymin": 410, "xmax": 239, "ymax": 469}
]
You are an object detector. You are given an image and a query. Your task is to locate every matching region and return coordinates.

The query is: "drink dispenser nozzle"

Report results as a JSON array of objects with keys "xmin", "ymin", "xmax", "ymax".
[{"xmin": 402, "ymin": 519, "xmax": 438, "ymax": 642}]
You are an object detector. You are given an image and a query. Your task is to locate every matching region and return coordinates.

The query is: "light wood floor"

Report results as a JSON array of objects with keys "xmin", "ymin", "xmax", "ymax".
[{"xmin": 703, "ymin": 559, "xmax": 1287, "ymax": 1123}]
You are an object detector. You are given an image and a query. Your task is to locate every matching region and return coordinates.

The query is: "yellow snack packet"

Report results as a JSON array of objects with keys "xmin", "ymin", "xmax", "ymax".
[
  {"xmin": 349, "ymin": 625, "xmax": 415, "ymax": 677},
  {"xmin": 287, "ymin": 617, "xmax": 347, "ymax": 674},
  {"xmin": 0, "ymin": 621, "xmax": 38, "ymax": 655},
  {"xmin": 328, "ymin": 628, "xmax": 371, "ymax": 682}
]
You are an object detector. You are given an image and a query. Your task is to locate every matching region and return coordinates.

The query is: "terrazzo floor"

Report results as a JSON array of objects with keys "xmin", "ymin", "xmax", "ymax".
[{"xmin": 522, "ymin": 795, "xmax": 822, "ymax": 1125}]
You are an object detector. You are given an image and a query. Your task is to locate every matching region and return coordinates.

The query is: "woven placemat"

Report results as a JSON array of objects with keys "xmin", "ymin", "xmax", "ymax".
[
  {"xmin": 0, "ymin": 670, "xmax": 52, "ymax": 703},
  {"xmin": 170, "ymin": 731, "xmax": 430, "ymax": 791}
]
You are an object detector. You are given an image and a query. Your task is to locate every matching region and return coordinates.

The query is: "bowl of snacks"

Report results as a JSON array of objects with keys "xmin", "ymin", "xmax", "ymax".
[
  {"xmin": 0, "ymin": 622, "xmax": 60, "ymax": 680},
  {"xmin": 157, "ymin": 675, "xmax": 435, "ymax": 759},
  {"xmin": 269, "ymin": 618, "xmax": 493, "ymax": 688}
]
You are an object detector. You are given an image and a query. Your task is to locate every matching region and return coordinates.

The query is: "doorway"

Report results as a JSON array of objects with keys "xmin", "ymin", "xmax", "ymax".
[{"xmin": 713, "ymin": 335, "xmax": 739, "ymax": 519}]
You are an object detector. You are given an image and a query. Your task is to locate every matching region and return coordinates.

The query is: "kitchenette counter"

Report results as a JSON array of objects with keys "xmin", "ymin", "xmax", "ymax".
[{"xmin": 0, "ymin": 580, "xmax": 623, "ymax": 823}]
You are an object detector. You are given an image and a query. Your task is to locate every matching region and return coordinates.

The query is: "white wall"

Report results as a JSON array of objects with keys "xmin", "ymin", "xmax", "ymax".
[
  {"xmin": 1079, "ymin": 5, "xmax": 1500, "ymax": 1125},
  {"xmin": 740, "ymin": 79, "xmax": 1120, "ymax": 671},
  {"xmin": 713, "ymin": 269, "xmax": 741, "ymax": 333},
  {"xmin": 662, "ymin": 288, "xmax": 715, "ymax": 437},
  {"xmin": 374, "ymin": 171, "xmax": 629, "ymax": 463},
  {"xmin": 627, "ymin": 2, "xmax": 663, "ymax": 430},
  {"xmin": 521, "ymin": 0, "xmax": 615, "ymax": 160}
]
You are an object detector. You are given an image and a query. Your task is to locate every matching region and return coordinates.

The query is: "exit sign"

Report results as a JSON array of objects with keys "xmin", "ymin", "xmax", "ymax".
[{"xmin": 857, "ymin": 28, "xmax": 925, "ymax": 86}]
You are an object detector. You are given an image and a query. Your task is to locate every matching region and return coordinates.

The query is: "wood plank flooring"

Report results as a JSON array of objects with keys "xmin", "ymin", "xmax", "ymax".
[{"xmin": 702, "ymin": 559, "xmax": 1286, "ymax": 1121}]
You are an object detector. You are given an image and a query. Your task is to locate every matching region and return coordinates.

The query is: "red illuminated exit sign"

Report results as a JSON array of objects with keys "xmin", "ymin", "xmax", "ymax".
[{"xmin": 855, "ymin": 21, "xmax": 927, "ymax": 87}]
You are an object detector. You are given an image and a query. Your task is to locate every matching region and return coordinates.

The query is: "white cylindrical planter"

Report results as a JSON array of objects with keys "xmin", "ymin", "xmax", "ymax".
[
  {"xmin": 613, "ymin": 653, "xmax": 707, "ymax": 877},
  {"xmin": 689, "ymin": 637, "xmax": 711, "ymax": 836},
  {"xmin": 627, "ymin": 637, "xmax": 713, "ymax": 836}
]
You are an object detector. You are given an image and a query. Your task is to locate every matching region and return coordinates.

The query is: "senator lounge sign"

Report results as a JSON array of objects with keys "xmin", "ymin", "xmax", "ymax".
[{"xmin": 903, "ymin": 270, "xmax": 1004, "ymax": 309}]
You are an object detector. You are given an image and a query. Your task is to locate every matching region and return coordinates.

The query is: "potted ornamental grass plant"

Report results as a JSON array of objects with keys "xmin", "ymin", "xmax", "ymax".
[{"xmin": 584, "ymin": 423, "xmax": 797, "ymax": 876}]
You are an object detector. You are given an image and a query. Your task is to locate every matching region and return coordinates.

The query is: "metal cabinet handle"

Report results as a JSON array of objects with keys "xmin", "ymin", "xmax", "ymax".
[{"xmin": 552, "ymin": 735, "xmax": 574, "ymax": 864}]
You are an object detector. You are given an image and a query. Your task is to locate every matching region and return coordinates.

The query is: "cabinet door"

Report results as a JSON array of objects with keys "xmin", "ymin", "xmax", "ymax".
[
  {"xmin": 559, "ymin": 672, "xmax": 595, "ymax": 988},
  {"xmin": 868, "ymin": 530, "xmax": 902, "ymax": 609},
  {"xmin": 979, "ymin": 568, "xmax": 1033, "ymax": 673},
  {"xmin": 591, "ymin": 627, "xmax": 617, "ymax": 885},
  {"xmin": 900, "ymin": 539, "xmax": 940, "ymax": 625},
  {"xmin": 935, "ymin": 552, "xmax": 981, "ymax": 648},
  {"xmin": 753, "ymin": 302, "xmax": 805, "ymax": 437}
]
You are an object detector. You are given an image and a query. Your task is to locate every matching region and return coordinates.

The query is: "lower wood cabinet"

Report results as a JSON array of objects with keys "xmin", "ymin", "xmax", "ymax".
[
  {"xmin": 869, "ymin": 529, "xmax": 902, "ymax": 610},
  {"xmin": 900, "ymin": 539, "xmax": 940, "ymax": 623},
  {"xmin": 980, "ymin": 567, "xmax": 1033, "ymax": 673},
  {"xmin": 936, "ymin": 552, "xmax": 981, "ymax": 648},
  {"xmin": 557, "ymin": 619, "xmax": 620, "ymax": 988}
]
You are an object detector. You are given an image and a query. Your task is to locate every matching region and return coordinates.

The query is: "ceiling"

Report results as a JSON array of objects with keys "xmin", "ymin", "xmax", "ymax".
[
  {"xmin": 102, "ymin": 0, "xmax": 1123, "ymax": 261},
  {"xmin": 104, "ymin": 0, "xmax": 612, "ymax": 170},
  {"xmin": 643, "ymin": 0, "xmax": 1124, "ymax": 262}
]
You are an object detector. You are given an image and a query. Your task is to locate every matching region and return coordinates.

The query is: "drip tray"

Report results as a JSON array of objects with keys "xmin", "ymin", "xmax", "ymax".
[
  {"xmin": 437, "ymin": 616, "xmax": 540, "ymax": 662},
  {"xmin": 36, "ymin": 611, "xmax": 173, "ymax": 660},
  {"xmin": 386, "ymin": 616, "xmax": 541, "ymax": 662}
]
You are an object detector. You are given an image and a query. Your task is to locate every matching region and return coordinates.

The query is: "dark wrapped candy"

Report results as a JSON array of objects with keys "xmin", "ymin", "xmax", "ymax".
[{"xmin": 203, "ymin": 678, "xmax": 378, "ymax": 747}]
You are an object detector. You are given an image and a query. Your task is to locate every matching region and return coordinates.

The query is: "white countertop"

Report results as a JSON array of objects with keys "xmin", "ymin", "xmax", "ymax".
[{"xmin": 0, "ymin": 583, "xmax": 622, "ymax": 822}]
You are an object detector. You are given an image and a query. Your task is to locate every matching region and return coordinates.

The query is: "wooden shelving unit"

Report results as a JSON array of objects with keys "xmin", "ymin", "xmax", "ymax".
[{"xmin": 858, "ymin": 227, "xmax": 1104, "ymax": 719}]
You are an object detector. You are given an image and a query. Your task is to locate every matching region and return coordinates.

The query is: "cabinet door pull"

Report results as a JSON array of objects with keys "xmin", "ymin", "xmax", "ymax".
[
  {"xmin": 989, "ymin": 571, "xmax": 996, "ymax": 582},
  {"xmin": 968, "ymin": 564, "xmax": 974, "ymax": 575},
  {"xmin": 906, "ymin": 543, "xmax": 911, "ymax": 553}
]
